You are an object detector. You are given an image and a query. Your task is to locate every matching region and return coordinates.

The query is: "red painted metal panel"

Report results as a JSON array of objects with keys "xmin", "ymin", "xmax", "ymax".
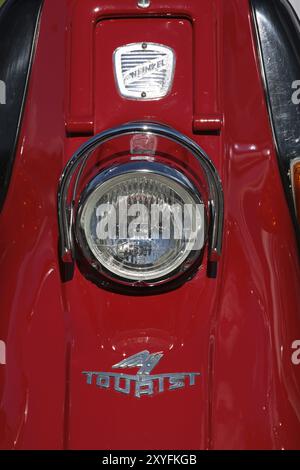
[
  {"xmin": 0, "ymin": 0, "xmax": 299, "ymax": 450},
  {"xmin": 0, "ymin": 0, "xmax": 72, "ymax": 449},
  {"xmin": 66, "ymin": 0, "xmax": 222, "ymax": 135},
  {"xmin": 94, "ymin": 18, "xmax": 193, "ymax": 134}
]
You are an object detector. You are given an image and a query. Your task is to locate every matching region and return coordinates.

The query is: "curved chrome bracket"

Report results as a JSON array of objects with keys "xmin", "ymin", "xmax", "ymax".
[{"xmin": 58, "ymin": 122, "xmax": 224, "ymax": 275}]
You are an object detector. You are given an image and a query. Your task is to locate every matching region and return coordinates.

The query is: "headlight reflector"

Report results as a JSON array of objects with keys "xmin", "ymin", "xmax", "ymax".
[{"xmin": 76, "ymin": 162, "xmax": 205, "ymax": 284}]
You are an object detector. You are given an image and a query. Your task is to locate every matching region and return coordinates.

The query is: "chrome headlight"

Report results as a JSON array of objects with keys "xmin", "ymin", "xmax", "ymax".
[
  {"xmin": 58, "ymin": 122, "xmax": 224, "ymax": 292},
  {"xmin": 76, "ymin": 162, "xmax": 205, "ymax": 285}
]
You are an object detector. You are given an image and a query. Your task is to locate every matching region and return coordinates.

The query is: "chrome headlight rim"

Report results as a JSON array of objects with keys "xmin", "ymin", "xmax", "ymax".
[
  {"xmin": 75, "ymin": 161, "xmax": 207, "ymax": 287},
  {"xmin": 59, "ymin": 122, "xmax": 223, "ymax": 267}
]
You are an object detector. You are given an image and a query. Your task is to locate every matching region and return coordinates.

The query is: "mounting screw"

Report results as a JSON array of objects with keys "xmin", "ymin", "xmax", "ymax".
[
  {"xmin": 138, "ymin": 0, "xmax": 151, "ymax": 8},
  {"xmin": 141, "ymin": 92, "xmax": 147, "ymax": 98}
]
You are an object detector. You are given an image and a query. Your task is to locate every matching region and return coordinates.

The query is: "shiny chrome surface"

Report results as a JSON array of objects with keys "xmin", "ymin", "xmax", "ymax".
[
  {"xmin": 112, "ymin": 350, "xmax": 164, "ymax": 375},
  {"xmin": 58, "ymin": 122, "xmax": 224, "ymax": 271},
  {"xmin": 137, "ymin": 0, "xmax": 151, "ymax": 8},
  {"xmin": 75, "ymin": 161, "xmax": 205, "ymax": 286},
  {"xmin": 113, "ymin": 43, "xmax": 175, "ymax": 100},
  {"xmin": 82, "ymin": 350, "xmax": 200, "ymax": 398}
]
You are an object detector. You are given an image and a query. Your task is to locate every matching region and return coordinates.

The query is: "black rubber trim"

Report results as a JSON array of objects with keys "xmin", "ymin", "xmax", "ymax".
[
  {"xmin": 250, "ymin": 0, "xmax": 300, "ymax": 246},
  {"xmin": 0, "ymin": 0, "xmax": 43, "ymax": 211}
]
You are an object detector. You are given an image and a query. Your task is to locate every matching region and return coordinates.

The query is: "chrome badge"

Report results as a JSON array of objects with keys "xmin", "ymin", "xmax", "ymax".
[
  {"xmin": 82, "ymin": 350, "xmax": 200, "ymax": 398},
  {"xmin": 113, "ymin": 43, "xmax": 175, "ymax": 100}
]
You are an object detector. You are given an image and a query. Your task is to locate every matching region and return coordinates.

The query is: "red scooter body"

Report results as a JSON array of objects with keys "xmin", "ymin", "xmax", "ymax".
[{"xmin": 0, "ymin": 0, "xmax": 300, "ymax": 450}]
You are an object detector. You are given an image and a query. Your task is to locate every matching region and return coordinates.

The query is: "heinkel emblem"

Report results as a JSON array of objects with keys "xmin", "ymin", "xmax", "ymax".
[
  {"xmin": 82, "ymin": 350, "xmax": 200, "ymax": 398},
  {"xmin": 113, "ymin": 43, "xmax": 176, "ymax": 100}
]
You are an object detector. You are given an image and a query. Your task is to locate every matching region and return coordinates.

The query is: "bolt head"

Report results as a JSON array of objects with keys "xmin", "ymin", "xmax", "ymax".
[{"xmin": 138, "ymin": 0, "xmax": 151, "ymax": 9}]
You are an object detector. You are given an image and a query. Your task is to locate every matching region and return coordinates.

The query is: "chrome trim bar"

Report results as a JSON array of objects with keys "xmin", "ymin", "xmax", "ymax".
[{"xmin": 58, "ymin": 122, "xmax": 224, "ymax": 268}]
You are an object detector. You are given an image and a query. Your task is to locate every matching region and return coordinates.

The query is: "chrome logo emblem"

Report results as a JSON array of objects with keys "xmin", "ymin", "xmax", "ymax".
[
  {"xmin": 82, "ymin": 350, "xmax": 200, "ymax": 398},
  {"xmin": 113, "ymin": 43, "xmax": 176, "ymax": 100}
]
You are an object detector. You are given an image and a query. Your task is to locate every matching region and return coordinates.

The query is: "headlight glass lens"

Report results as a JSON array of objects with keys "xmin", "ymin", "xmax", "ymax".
[{"xmin": 77, "ymin": 164, "xmax": 205, "ymax": 283}]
